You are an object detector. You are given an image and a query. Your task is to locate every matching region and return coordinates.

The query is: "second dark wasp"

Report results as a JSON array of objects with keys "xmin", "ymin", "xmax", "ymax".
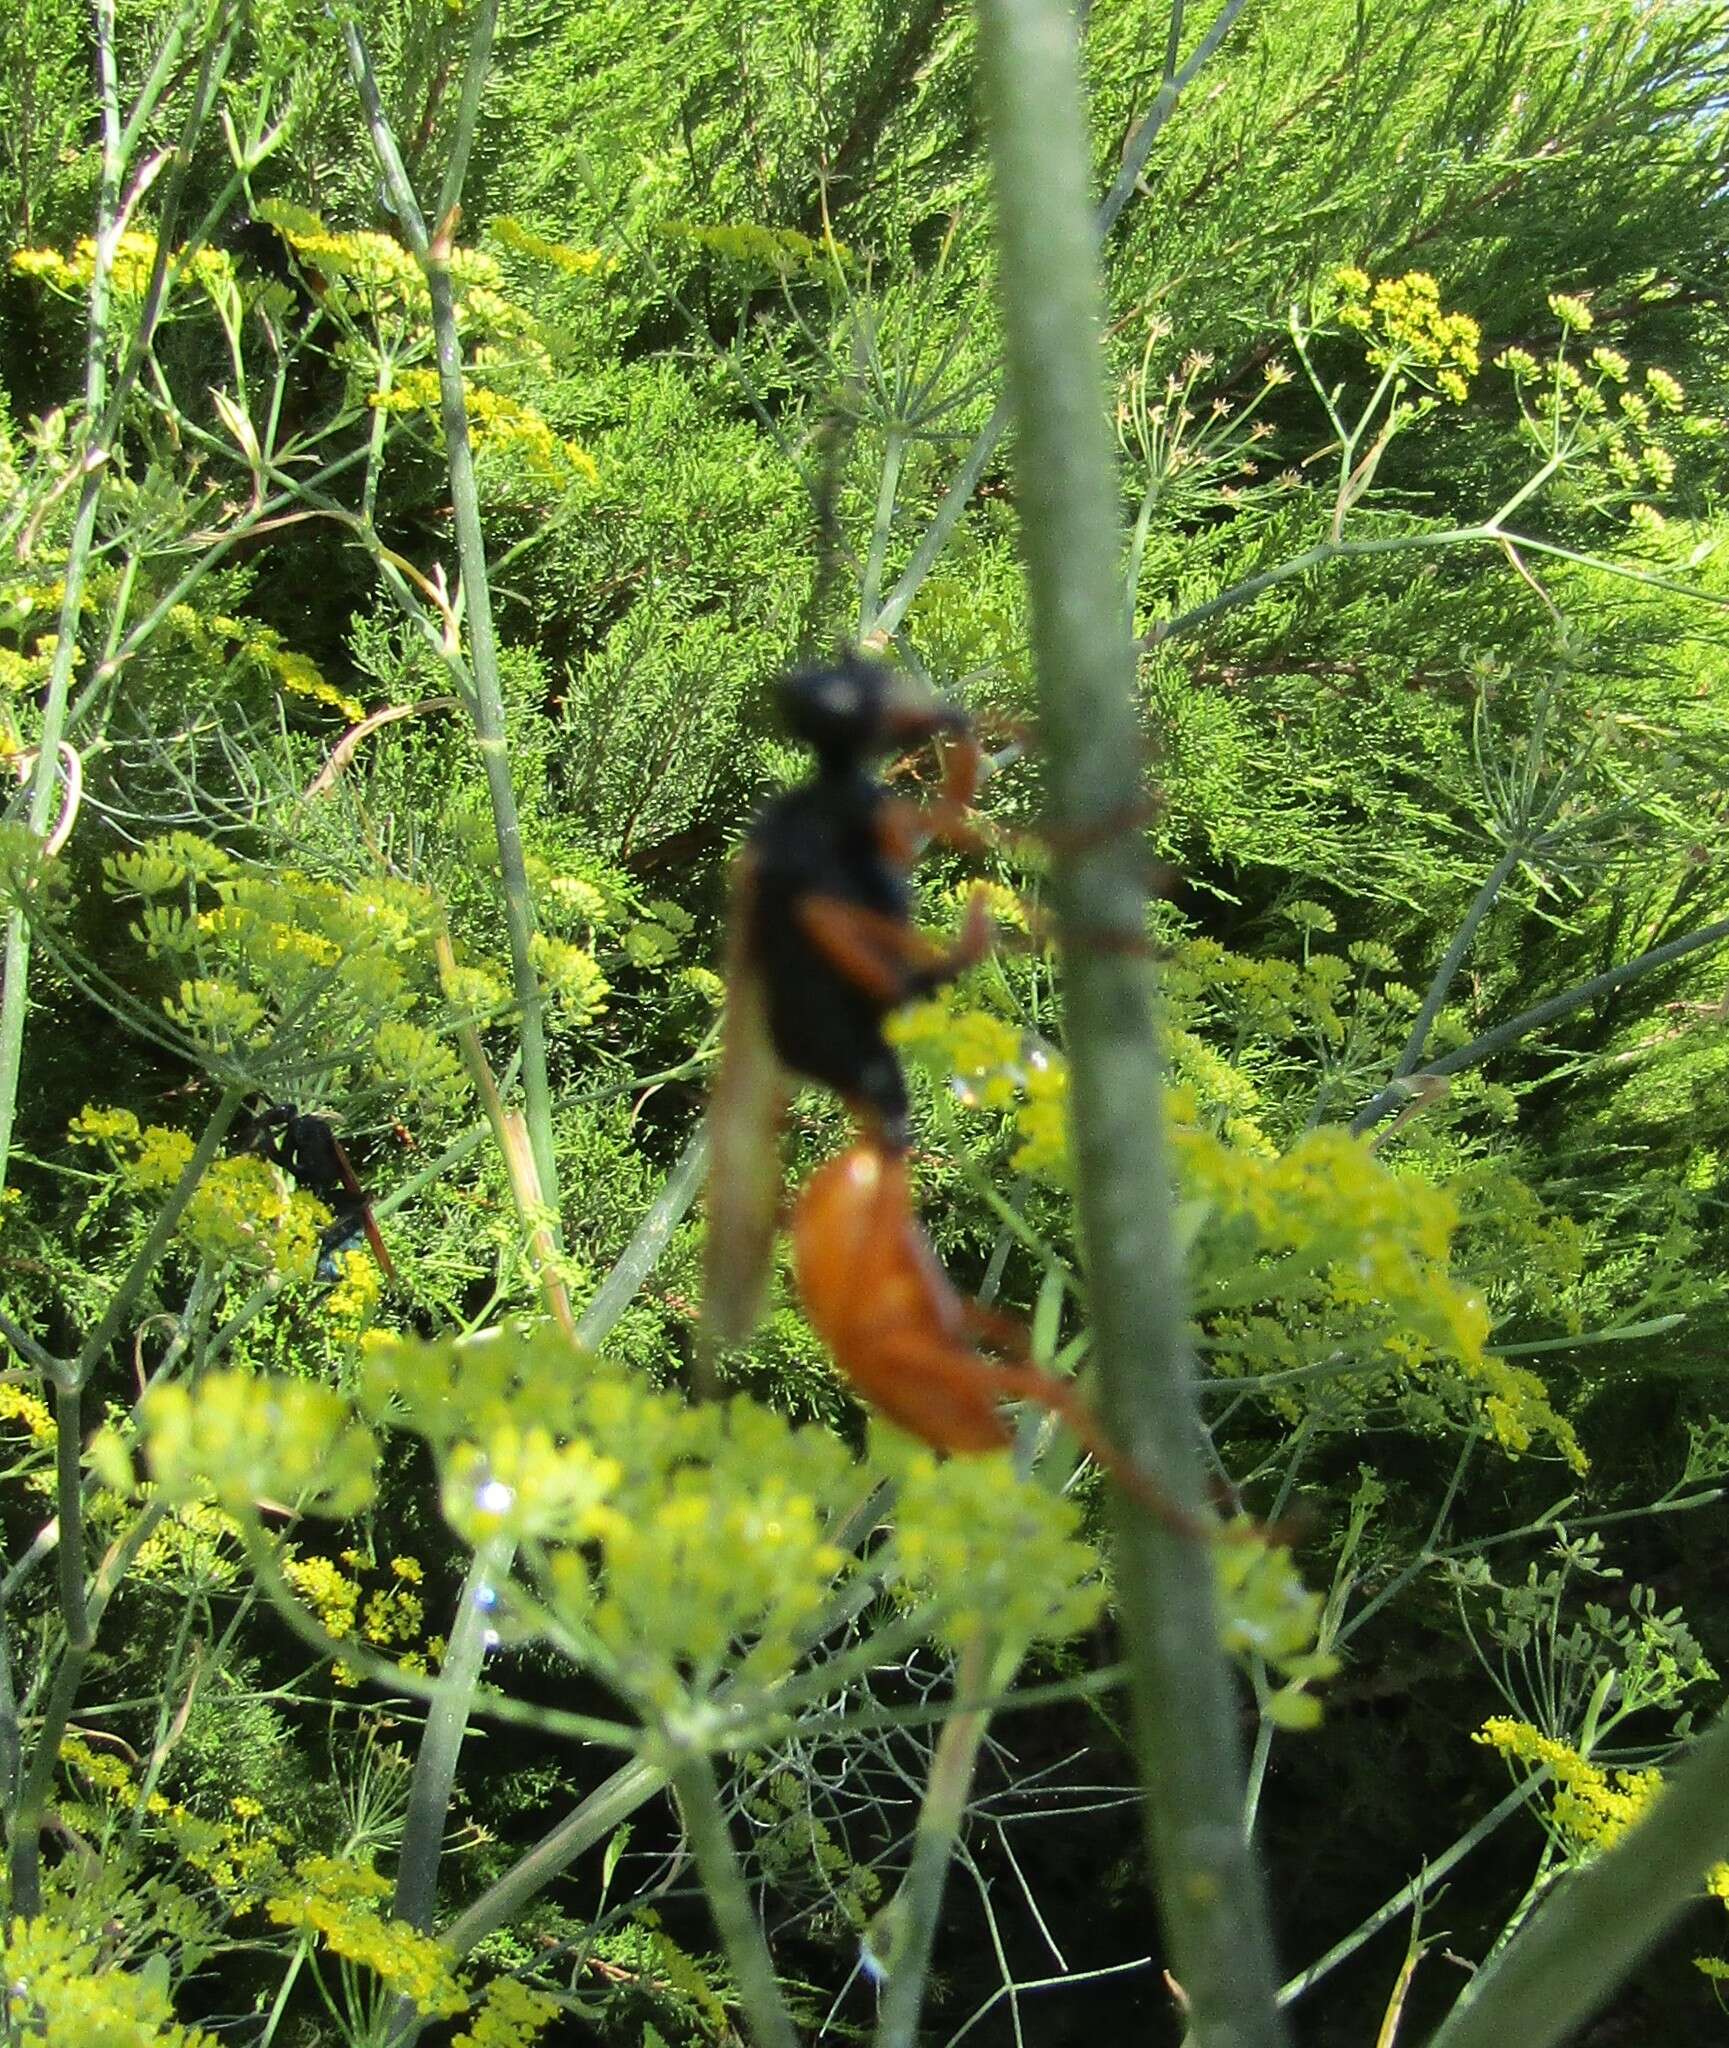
[
  {"xmin": 247, "ymin": 1104, "xmax": 398, "ymax": 1285},
  {"xmin": 703, "ymin": 654, "xmax": 991, "ymax": 1348}
]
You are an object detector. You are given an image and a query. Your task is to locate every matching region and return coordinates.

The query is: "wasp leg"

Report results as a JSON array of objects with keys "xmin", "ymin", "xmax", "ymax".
[
  {"xmin": 329, "ymin": 1134, "xmax": 398, "ymax": 1284},
  {"xmin": 878, "ymin": 731, "xmax": 988, "ymax": 865},
  {"xmin": 795, "ymin": 891, "xmax": 992, "ymax": 1006},
  {"xmin": 957, "ymin": 1296, "xmax": 1034, "ymax": 1357}
]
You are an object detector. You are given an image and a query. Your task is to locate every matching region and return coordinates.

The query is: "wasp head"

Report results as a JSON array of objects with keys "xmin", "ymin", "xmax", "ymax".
[{"xmin": 779, "ymin": 655, "xmax": 968, "ymax": 772}]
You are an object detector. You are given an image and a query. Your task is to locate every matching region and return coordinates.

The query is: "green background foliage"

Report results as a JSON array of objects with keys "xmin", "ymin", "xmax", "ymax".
[{"xmin": 2, "ymin": 0, "xmax": 1728, "ymax": 2041}]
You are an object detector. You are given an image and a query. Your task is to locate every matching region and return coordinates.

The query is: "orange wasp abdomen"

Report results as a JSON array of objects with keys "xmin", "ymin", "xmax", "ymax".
[
  {"xmin": 793, "ymin": 1145, "xmax": 1051, "ymax": 1456},
  {"xmin": 792, "ymin": 1143, "xmax": 1215, "ymax": 1537}
]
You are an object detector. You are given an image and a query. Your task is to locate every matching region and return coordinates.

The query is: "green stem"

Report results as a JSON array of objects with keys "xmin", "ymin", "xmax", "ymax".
[
  {"xmin": 1278, "ymin": 1777, "xmax": 1544, "ymax": 2006},
  {"xmin": 670, "ymin": 1749, "xmax": 799, "ymax": 2048},
  {"xmin": 391, "ymin": 1546, "xmax": 505, "ymax": 1932},
  {"xmin": 0, "ymin": 0, "xmax": 119, "ymax": 1191},
  {"xmin": 973, "ymin": 4, "xmax": 1287, "ymax": 2045},
  {"xmin": 873, "ymin": 1636, "xmax": 999, "ymax": 2048},
  {"xmin": 343, "ymin": 2, "xmax": 562, "ymax": 1227},
  {"xmin": 51, "ymin": 1380, "xmax": 89, "ymax": 1657},
  {"xmin": 440, "ymin": 1756, "xmax": 663, "ymax": 1958},
  {"xmin": 0, "ymin": 0, "xmax": 235, "ymax": 1191},
  {"xmin": 1393, "ymin": 843, "xmax": 1524, "ymax": 1079},
  {"xmin": 384, "ymin": 1543, "xmax": 511, "ymax": 2048},
  {"xmin": 1350, "ymin": 913, "xmax": 1729, "ymax": 1134},
  {"xmin": 5, "ymin": 1502, "xmax": 165, "ymax": 1912},
  {"xmin": 576, "ymin": 1126, "xmax": 709, "ymax": 1346},
  {"xmin": 256, "ymin": 1942, "xmax": 311, "ymax": 2048},
  {"xmin": 859, "ymin": 428, "xmax": 907, "ymax": 633}
]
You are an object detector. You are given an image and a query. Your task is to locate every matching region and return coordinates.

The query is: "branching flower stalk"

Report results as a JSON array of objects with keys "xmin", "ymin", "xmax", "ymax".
[
  {"xmin": 1428, "ymin": 1700, "xmax": 1729, "ymax": 2048},
  {"xmin": 0, "ymin": 0, "xmax": 237, "ymax": 1188},
  {"xmin": 342, "ymin": 0, "xmax": 564, "ymax": 1229},
  {"xmin": 382, "ymin": 1070, "xmax": 708, "ymax": 2045},
  {"xmin": 971, "ymin": 3, "xmax": 1288, "ymax": 2046},
  {"xmin": 4, "ymin": 1082, "xmax": 240, "ymax": 1906},
  {"xmin": 432, "ymin": 1480, "xmax": 892, "ymax": 1960},
  {"xmin": 6, "ymin": 1502, "xmax": 168, "ymax": 1914}
]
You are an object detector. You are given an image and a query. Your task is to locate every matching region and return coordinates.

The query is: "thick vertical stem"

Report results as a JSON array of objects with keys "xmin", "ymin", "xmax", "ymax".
[
  {"xmin": 422, "ymin": 247, "xmax": 561, "ymax": 1220},
  {"xmin": 670, "ymin": 1751, "xmax": 799, "ymax": 2048},
  {"xmin": 972, "ymin": 3, "xmax": 1287, "ymax": 2044},
  {"xmin": 384, "ymin": 1545, "xmax": 509, "ymax": 2047},
  {"xmin": 391, "ymin": 1548, "xmax": 504, "ymax": 1933}
]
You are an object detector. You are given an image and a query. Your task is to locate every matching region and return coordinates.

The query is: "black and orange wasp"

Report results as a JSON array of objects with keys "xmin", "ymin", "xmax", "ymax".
[
  {"xmin": 701, "ymin": 652, "xmax": 989, "ymax": 1351},
  {"xmin": 247, "ymin": 1104, "xmax": 398, "ymax": 1285}
]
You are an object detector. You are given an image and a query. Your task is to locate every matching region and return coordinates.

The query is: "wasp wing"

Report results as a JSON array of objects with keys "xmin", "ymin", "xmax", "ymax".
[{"xmin": 702, "ymin": 852, "xmax": 788, "ymax": 1350}]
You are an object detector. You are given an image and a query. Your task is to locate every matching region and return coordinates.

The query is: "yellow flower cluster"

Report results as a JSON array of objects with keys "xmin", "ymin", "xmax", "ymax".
[
  {"xmin": 266, "ymin": 1856, "xmax": 466, "ymax": 2018},
  {"xmin": 258, "ymin": 1546, "xmax": 433, "ymax": 1685},
  {"xmin": 361, "ymin": 1326, "xmax": 1108, "ymax": 1715},
  {"xmin": 182, "ymin": 1155, "xmax": 323, "ymax": 1278},
  {"xmin": 489, "ymin": 215, "xmax": 607, "ymax": 276},
  {"xmin": 321, "ymin": 1248, "xmax": 382, "ymax": 1345},
  {"xmin": 100, "ymin": 834, "xmax": 465, "ymax": 1113},
  {"xmin": 658, "ymin": 218, "xmax": 849, "ymax": 279},
  {"xmin": 1495, "ymin": 325, "xmax": 1687, "ymax": 518},
  {"xmin": 372, "ymin": 1015, "xmax": 466, "ymax": 1105},
  {"xmin": 129, "ymin": 1501, "xmax": 246, "ymax": 1592},
  {"xmin": 263, "ymin": 642, "xmax": 365, "ymax": 722},
  {"xmin": 1217, "ymin": 1527, "xmax": 1340, "ymax": 1728},
  {"xmin": 527, "ymin": 934, "xmax": 611, "ymax": 1026},
  {"xmin": 1475, "ymin": 1717, "xmax": 1662, "ymax": 1853},
  {"xmin": 1186, "ymin": 1121, "xmax": 1580, "ymax": 1467},
  {"xmin": 12, "ymin": 229, "xmax": 233, "ymax": 305},
  {"xmin": 161, "ymin": 1798, "xmax": 289, "ymax": 1902},
  {"xmin": 0, "ymin": 1912, "xmax": 220, "ymax": 2047},
  {"xmin": 283, "ymin": 1552, "xmax": 360, "ymax": 1640},
  {"xmin": 163, "ymin": 977, "xmax": 266, "ymax": 1051},
  {"xmin": 0, "ymin": 1382, "xmax": 55, "ymax": 1448},
  {"xmin": 891, "ymin": 986, "xmax": 1579, "ymax": 1467},
  {"xmin": 105, "ymin": 832, "xmax": 237, "ymax": 898},
  {"xmin": 1013, "ymin": 1058, "xmax": 1070, "ymax": 1177},
  {"xmin": 450, "ymin": 1975, "xmax": 562, "ymax": 2048},
  {"xmin": 891, "ymin": 999, "xmax": 1024, "ymax": 1111},
  {"xmin": 882, "ymin": 1440, "xmax": 1104, "ymax": 1650},
  {"xmin": 0, "ymin": 639, "xmax": 54, "ymax": 698},
  {"xmin": 142, "ymin": 1370, "xmax": 378, "ymax": 1518},
  {"xmin": 60, "ymin": 1731, "xmax": 296, "ymax": 1909},
  {"xmin": 374, "ymin": 369, "xmax": 597, "ymax": 488},
  {"xmin": 252, "ymin": 201, "xmax": 540, "ymax": 345},
  {"xmin": 1335, "ymin": 267, "xmax": 1481, "ymax": 403},
  {"xmin": 71, "ymin": 1105, "xmax": 325, "ymax": 1280}
]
